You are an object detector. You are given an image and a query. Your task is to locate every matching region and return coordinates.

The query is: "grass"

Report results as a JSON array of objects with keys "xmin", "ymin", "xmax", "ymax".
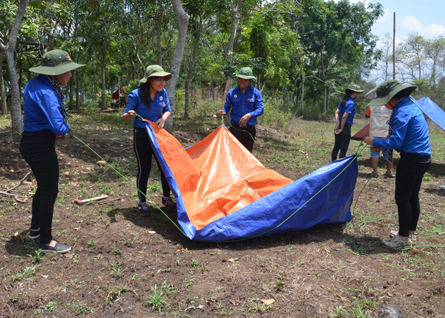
[{"xmin": 1, "ymin": 98, "xmax": 445, "ymax": 317}]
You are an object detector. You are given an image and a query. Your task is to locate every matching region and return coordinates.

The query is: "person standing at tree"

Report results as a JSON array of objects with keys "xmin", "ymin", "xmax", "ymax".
[
  {"xmin": 365, "ymin": 104, "xmax": 395, "ymax": 178},
  {"xmin": 364, "ymin": 80, "xmax": 431, "ymax": 249},
  {"xmin": 123, "ymin": 65, "xmax": 175, "ymax": 216},
  {"xmin": 20, "ymin": 50, "xmax": 85, "ymax": 253},
  {"xmin": 331, "ymin": 83, "xmax": 364, "ymax": 161},
  {"xmin": 216, "ymin": 67, "xmax": 264, "ymax": 153}
]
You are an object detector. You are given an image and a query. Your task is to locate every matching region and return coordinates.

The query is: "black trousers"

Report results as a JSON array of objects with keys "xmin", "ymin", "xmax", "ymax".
[
  {"xmin": 133, "ymin": 127, "xmax": 170, "ymax": 203},
  {"xmin": 19, "ymin": 130, "xmax": 58, "ymax": 245},
  {"xmin": 229, "ymin": 124, "xmax": 256, "ymax": 153},
  {"xmin": 331, "ymin": 123, "xmax": 351, "ymax": 161},
  {"xmin": 395, "ymin": 152, "xmax": 431, "ymax": 237}
]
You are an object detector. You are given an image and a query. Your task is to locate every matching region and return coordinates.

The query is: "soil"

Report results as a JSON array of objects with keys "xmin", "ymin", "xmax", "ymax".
[{"xmin": 0, "ymin": 118, "xmax": 444, "ymax": 318}]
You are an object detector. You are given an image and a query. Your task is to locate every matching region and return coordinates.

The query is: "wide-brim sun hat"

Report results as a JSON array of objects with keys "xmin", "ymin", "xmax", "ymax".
[
  {"xmin": 367, "ymin": 79, "xmax": 417, "ymax": 107},
  {"xmin": 346, "ymin": 83, "xmax": 364, "ymax": 93},
  {"xmin": 233, "ymin": 67, "xmax": 256, "ymax": 80},
  {"xmin": 140, "ymin": 65, "xmax": 172, "ymax": 84},
  {"xmin": 29, "ymin": 50, "xmax": 85, "ymax": 76}
]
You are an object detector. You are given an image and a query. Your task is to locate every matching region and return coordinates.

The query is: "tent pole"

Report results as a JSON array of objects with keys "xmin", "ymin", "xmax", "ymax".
[{"xmin": 393, "ymin": 12, "xmax": 396, "ymax": 80}]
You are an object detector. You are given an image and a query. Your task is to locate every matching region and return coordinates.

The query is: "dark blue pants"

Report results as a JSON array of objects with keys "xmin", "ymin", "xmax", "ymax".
[
  {"xmin": 133, "ymin": 127, "xmax": 170, "ymax": 203},
  {"xmin": 395, "ymin": 152, "xmax": 431, "ymax": 237},
  {"xmin": 229, "ymin": 124, "xmax": 256, "ymax": 153},
  {"xmin": 20, "ymin": 130, "xmax": 58, "ymax": 245},
  {"xmin": 331, "ymin": 123, "xmax": 351, "ymax": 161}
]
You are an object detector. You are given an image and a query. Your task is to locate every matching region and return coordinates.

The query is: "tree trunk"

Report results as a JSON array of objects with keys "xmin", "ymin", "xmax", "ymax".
[
  {"xmin": 100, "ymin": 19, "xmax": 108, "ymax": 110},
  {"xmin": 300, "ymin": 73, "xmax": 304, "ymax": 113},
  {"xmin": 0, "ymin": 51, "xmax": 7, "ymax": 114},
  {"xmin": 75, "ymin": 69, "xmax": 80, "ymax": 110},
  {"xmin": 227, "ymin": 0, "xmax": 242, "ymax": 55},
  {"xmin": 164, "ymin": 0, "xmax": 189, "ymax": 133},
  {"xmin": 184, "ymin": 14, "xmax": 203, "ymax": 119},
  {"xmin": 155, "ymin": 12, "xmax": 162, "ymax": 65},
  {"xmin": 0, "ymin": 0, "xmax": 27, "ymax": 132}
]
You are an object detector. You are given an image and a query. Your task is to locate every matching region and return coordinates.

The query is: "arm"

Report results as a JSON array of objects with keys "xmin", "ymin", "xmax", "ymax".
[
  {"xmin": 239, "ymin": 89, "xmax": 264, "ymax": 127},
  {"xmin": 123, "ymin": 91, "xmax": 137, "ymax": 122},
  {"xmin": 217, "ymin": 90, "xmax": 232, "ymax": 118},
  {"xmin": 155, "ymin": 90, "xmax": 171, "ymax": 128},
  {"xmin": 35, "ymin": 89, "xmax": 69, "ymax": 135}
]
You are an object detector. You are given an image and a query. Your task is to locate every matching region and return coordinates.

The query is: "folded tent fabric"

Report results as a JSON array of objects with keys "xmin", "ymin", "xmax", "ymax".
[{"xmin": 145, "ymin": 121, "xmax": 358, "ymax": 241}]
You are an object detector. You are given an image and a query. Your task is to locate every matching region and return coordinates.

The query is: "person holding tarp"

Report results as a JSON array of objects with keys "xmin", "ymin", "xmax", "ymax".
[
  {"xmin": 365, "ymin": 104, "xmax": 395, "ymax": 178},
  {"xmin": 331, "ymin": 83, "xmax": 364, "ymax": 161},
  {"xmin": 364, "ymin": 80, "xmax": 431, "ymax": 249},
  {"xmin": 20, "ymin": 50, "xmax": 85, "ymax": 253},
  {"xmin": 216, "ymin": 67, "xmax": 264, "ymax": 153},
  {"xmin": 123, "ymin": 65, "xmax": 175, "ymax": 216}
]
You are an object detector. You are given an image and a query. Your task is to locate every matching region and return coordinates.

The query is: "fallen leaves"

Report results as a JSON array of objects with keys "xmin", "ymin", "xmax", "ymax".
[{"xmin": 261, "ymin": 299, "xmax": 275, "ymax": 305}]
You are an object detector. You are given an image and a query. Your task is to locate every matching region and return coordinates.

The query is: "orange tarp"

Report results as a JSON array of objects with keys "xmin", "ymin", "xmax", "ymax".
[{"xmin": 149, "ymin": 123, "xmax": 292, "ymax": 230}]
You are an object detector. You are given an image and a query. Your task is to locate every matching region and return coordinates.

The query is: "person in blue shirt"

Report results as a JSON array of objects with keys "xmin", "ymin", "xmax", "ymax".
[
  {"xmin": 364, "ymin": 80, "xmax": 431, "ymax": 250},
  {"xmin": 331, "ymin": 83, "xmax": 364, "ymax": 161},
  {"xmin": 123, "ymin": 65, "xmax": 174, "ymax": 216},
  {"xmin": 216, "ymin": 67, "xmax": 264, "ymax": 152},
  {"xmin": 19, "ymin": 50, "xmax": 85, "ymax": 254}
]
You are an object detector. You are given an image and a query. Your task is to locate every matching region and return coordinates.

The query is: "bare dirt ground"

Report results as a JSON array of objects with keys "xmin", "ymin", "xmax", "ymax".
[{"xmin": 0, "ymin": 113, "xmax": 444, "ymax": 318}]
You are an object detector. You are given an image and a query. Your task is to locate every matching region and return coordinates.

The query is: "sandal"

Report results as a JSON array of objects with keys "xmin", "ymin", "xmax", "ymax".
[
  {"xmin": 371, "ymin": 172, "xmax": 379, "ymax": 178},
  {"xmin": 385, "ymin": 171, "xmax": 395, "ymax": 178}
]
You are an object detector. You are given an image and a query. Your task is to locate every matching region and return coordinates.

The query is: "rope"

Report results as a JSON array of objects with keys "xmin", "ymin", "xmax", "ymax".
[
  {"xmin": 69, "ymin": 131, "xmax": 187, "ymax": 237},
  {"xmin": 221, "ymin": 114, "xmax": 255, "ymax": 141}
]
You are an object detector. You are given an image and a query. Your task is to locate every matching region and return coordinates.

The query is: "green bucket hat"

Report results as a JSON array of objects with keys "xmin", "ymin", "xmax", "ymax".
[
  {"xmin": 367, "ymin": 80, "xmax": 417, "ymax": 107},
  {"xmin": 233, "ymin": 67, "xmax": 256, "ymax": 80},
  {"xmin": 29, "ymin": 50, "xmax": 85, "ymax": 76},
  {"xmin": 346, "ymin": 83, "xmax": 364, "ymax": 93},
  {"xmin": 140, "ymin": 65, "xmax": 172, "ymax": 84}
]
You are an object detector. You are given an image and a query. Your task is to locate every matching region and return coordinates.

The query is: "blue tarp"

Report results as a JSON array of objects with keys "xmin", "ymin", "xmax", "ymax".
[
  {"xmin": 415, "ymin": 96, "xmax": 445, "ymax": 132},
  {"xmin": 145, "ymin": 122, "xmax": 358, "ymax": 242}
]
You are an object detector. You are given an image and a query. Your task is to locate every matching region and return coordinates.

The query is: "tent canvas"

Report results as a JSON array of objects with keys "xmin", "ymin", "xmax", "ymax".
[
  {"xmin": 415, "ymin": 96, "xmax": 445, "ymax": 132},
  {"xmin": 145, "ymin": 122, "xmax": 358, "ymax": 242}
]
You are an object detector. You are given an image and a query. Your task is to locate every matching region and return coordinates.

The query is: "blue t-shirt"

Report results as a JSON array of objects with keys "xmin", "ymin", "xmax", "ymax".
[
  {"xmin": 124, "ymin": 88, "xmax": 171, "ymax": 128},
  {"xmin": 222, "ymin": 84, "xmax": 264, "ymax": 126},
  {"xmin": 23, "ymin": 75, "xmax": 69, "ymax": 135},
  {"xmin": 337, "ymin": 97, "xmax": 356, "ymax": 126},
  {"xmin": 373, "ymin": 97, "xmax": 431, "ymax": 156}
]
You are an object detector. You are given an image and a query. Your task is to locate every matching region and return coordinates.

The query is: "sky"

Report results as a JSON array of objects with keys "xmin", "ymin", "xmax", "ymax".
[{"xmin": 352, "ymin": 0, "xmax": 445, "ymax": 42}]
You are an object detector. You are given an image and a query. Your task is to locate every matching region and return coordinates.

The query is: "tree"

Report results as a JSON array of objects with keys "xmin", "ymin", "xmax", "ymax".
[
  {"xmin": 164, "ymin": 0, "xmax": 189, "ymax": 132},
  {"xmin": 0, "ymin": 0, "xmax": 28, "ymax": 132}
]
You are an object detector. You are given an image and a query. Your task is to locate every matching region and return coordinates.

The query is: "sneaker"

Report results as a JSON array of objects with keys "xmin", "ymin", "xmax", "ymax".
[
  {"xmin": 385, "ymin": 171, "xmax": 396, "ymax": 178},
  {"xmin": 390, "ymin": 230, "xmax": 416, "ymax": 241},
  {"xmin": 138, "ymin": 202, "xmax": 151, "ymax": 217},
  {"xmin": 382, "ymin": 234, "xmax": 412, "ymax": 249},
  {"xmin": 162, "ymin": 196, "xmax": 176, "ymax": 208},
  {"xmin": 29, "ymin": 228, "xmax": 40, "ymax": 239},
  {"xmin": 39, "ymin": 242, "xmax": 71, "ymax": 254},
  {"xmin": 371, "ymin": 172, "xmax": 379, "ymax": 178}
]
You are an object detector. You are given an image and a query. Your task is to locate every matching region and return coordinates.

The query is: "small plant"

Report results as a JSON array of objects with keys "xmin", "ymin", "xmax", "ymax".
[
  {"xmin": 87, "ymin": 240, "xmax": 96, "ymax": 247},
  {"xmin": 27, "ymin": 250, "xmax": 44, "ymax": 264},
  {"xmin": 112, "ymin": 246, "xmax": 122, "ymax": 255},
  {"xmin": 191, "ymin": 259, "xmax": 199, "ymax": 271},
  {"xmin": 43, "ymin": 301, "xmax": 57, "ymax": 310},
  {"xmin": 11, "ymin": 266, "xmax": 36, "ymax": 282},
  {"xmin": 145, "ymin": 284, "xmax": 169, "ymax": 313},
  {"xmin": 75, "ymin": 304, "xmax": 95, "ymax": 315}
]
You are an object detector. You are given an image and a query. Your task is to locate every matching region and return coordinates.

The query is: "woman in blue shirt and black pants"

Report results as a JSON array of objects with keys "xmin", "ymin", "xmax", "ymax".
[
  {"xmin": 331, "ymin": 83, "xmax": 364, "ymax": 161},
  {"xmin": 123, "ymin": 65, "xmax": 175, "ymax": 216},
  {"xmin": 20, "ymin": 50, "xmax": 85, "ymax": 253},
  {"xmin": 364, "ymin": 80, "xmax": 431, "ymax": 249}
]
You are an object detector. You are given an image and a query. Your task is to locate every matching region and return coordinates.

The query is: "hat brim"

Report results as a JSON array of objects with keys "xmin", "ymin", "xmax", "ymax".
[
  {"xmin": 233, "ymin": 73, "xmax": 256, "ymax": 81},
  {"xmin": 29, "ymin": 61, "xmax": 85, "ymax": 76},
  {"xmin": 346, "ymin": 88, "xmax": 364, "ymax": 93},
  {"xmin": 367, "ymin": 85, "xmax": 417, "ymax": 106},
  {"xmin": 140, "ymin": 72, "xmax": 172, "ymax": 84}
]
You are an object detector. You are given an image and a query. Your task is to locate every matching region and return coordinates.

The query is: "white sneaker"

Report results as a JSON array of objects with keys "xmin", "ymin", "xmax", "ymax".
[
  {"xmin": 382, "ymin": 234, "xmax": 412, "ymax": 249},
  {"xmin": 390, "ymin": 230, "xmax": 416, "ymax": 241}
]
